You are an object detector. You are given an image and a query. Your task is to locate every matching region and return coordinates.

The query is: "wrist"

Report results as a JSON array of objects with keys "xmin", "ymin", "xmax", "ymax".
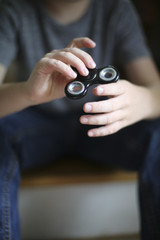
[
  {"xmin": 23, "ymin": 81, "xmax": 42, "ymax": 106},
  {"xmin": 139, "ymin": 84, "xmax": 160, "ymax": 120},
  {"xmin": 146, "ymin": 84, "xmax": 160, "ymax": 119},
  {"xmin": 20, "ymin": 81, "xmax": 37, "ymax": 107}
]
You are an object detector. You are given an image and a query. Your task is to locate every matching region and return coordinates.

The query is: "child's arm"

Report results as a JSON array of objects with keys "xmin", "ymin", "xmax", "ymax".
[
  {"xmin": 80, "ymin": 57, "xmax": 160, "ymax": 137},
  {"xmin": 0, "ymin": 37, "xmax": 96, "ymax": 118}
]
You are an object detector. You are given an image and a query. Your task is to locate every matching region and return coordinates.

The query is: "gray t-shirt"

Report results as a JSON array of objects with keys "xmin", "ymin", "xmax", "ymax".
[{"xmin": 0, "ymin": 0, "xmax": 151, "ymax": 114}]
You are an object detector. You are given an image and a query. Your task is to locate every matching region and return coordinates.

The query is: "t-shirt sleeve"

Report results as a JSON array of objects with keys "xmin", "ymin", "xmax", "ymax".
[
  {"xmin": 114, "ymin": 0, "xmax": 151, "ymax": 66},
  {"xmin": 0, "ymin": 0, "xmax": 20, "ymax": 67}
]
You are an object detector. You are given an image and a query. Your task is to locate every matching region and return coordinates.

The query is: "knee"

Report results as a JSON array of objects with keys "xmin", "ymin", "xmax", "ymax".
[
  {"xmin": 0, "ymin": 112, "xmax": 21, "ymax": 140},
  {"xmin": 144, "ymin": 118, "xmax": 160, "ymax": 133}
]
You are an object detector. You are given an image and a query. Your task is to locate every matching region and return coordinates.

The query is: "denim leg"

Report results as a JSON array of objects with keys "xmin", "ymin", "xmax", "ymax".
[
  {"xmin": 75, "ymin": 120, "xmax": 149, "ymax": 170},
  {"xmin": 0, "ymin": 108, "xmax": 77, "ymax": 240},
  {"xmin": 75, "ymin": 119, "xmax": 160, "ymax": 239},
  {"xmin": 138, "ymin": 119, "xmax": 160, "ymax": 240},
  {"xmin": 2, "ymin": 106, "xmax": 160, "ymax": 240},
  {"xmin": 0, "ymin": 127, "xmax": 21, "ymax": 240}
]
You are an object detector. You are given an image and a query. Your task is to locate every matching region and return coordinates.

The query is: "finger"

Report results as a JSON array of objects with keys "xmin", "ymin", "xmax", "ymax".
[
  {"xmin": 66, "ymin": 48, "xmax": 96, "ymax": 69},
  {"xmin": 67, "ymin": 37, "xmax": 96, "ymax": 49},
  {"xmin": 48, "ymin": 48, "xmax": 96, "ymax": 70},
  {"xmin": 38, "ymin": 58, "xmax": 77, "ymax": 78},
  {"xmin": 80, "ymin": 110, "xmax": 125, "ymax": 126},
  {"xmin": 87, "ymin": 121, "xmax": 123, "ymax": 137},
  {"xmin": 48, "ymin": 51, "xmax": 90, "ymax": 76},
  {"xmin": 93, "ymin": 81, "xmax": 126, "ymax": 97},
  {"xmin": 83, "ymin": 97, "xmax": 125, "ymax": 114}
]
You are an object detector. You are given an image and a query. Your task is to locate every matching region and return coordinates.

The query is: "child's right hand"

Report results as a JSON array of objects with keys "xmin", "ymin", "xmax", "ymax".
[{"xmin": 25, "ymin": 37, "xmax": 96, "ymax": 105}]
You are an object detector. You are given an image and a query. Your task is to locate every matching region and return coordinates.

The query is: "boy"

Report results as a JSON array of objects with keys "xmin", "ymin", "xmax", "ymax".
[{"xmin": 0, "ymin": 0, "xmax": 160, "ymax": 239}]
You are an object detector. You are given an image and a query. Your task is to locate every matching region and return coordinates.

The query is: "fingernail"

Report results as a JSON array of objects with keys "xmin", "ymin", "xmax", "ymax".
[
  {"xmin": 81, "ymin": 117, "xmax": 88, "ymax": 124},
  {"xmin": 85, "ymin": 104, "xmax": 92, "ymax": 112},
  {"xmin": 71, "ymin": 71, "xmax": 77, "ymax": 78},
  {"xmin": 89, "ymin": 61, "xmax": 96, "ymax": 69},
  {"xmin": 83, "ymin": 68, "xmax": 89, "ymax": 75},
  {"xmin": 97, "ymin": 86, "xmax": 104, "ymax": 94},
  {"xmin": 88, "ymin": 131, "xmax": 94, "ymax": 137}
]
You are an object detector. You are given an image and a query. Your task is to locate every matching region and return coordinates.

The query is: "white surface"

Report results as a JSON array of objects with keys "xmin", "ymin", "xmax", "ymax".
[{"xmin": 19, "ymin": 181, "xmax": 140, "ymax": 239}]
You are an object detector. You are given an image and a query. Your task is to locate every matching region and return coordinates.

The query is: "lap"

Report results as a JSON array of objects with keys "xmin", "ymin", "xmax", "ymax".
[
  {"xmin": 74, "ymin": 119, "xmax": 160, "ymax": 171},
  {"xmin": 1, "ymin": 107, "xmax": 160, "ymax": 172},
  {"xmin": 0, "ymin": 108, "xmax": 79, "ymax": 170}
]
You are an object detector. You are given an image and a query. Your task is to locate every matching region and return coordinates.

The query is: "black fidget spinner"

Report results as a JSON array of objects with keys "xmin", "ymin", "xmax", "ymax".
[{"xmin": 65, "ymin": 65, "xmax": 119, "ymax": 100}]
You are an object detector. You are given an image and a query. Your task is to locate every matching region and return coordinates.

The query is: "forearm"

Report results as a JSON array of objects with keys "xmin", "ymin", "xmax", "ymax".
[
  {"xmin": 0, "ymin": 82, "xmax": 32, "ymax": 118},
  {"xmin": 146, "ymin": 83, "xmax": 160, "ymax": 119},
  {"xmin": 125, "ymin": 58, "xmax": 160, "ymax": 120}
]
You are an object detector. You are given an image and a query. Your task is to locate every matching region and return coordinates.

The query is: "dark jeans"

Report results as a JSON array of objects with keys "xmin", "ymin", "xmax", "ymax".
[{"xmin": 0, "ymin": 107, "xmax": 160, "ymax": 240}]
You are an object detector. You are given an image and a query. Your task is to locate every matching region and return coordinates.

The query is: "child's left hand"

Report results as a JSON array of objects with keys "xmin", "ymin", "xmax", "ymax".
[{"xmin": 80, "ymin": 80, "xmax": 152, "ymax": 137}]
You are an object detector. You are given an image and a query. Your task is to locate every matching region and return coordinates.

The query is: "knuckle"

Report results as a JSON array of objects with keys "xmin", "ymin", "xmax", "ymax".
[
  {"xmin": 44, "ymin": 50, "xmax": 57, "ymax": 58},
  {"xmin": 91, "ymin": 117, "xmax": 100, "ymax": 125},
  {"xmin": 117, "ymin": 81, "xmax": 124, "ymax": 92},
  {"xmin": 52, "ymin": 59, "xmax": 61, "ymax": 68},
  {"xmin": 110, "ymin": 101, "xmax": 116, "ymax": 111},
  {"xmin": 70, "ymin": 46, "xmax": 77, "ymax": 50},
  {"xmin": 99, "ymin": 127, "xmax": 108, "ymax": 136},
  {"xmin": 105, "ymin": 115, "xmax": 113, "ymax": 125},
  {"xmin": 111, "ymin": 98, "xmax": 120, "ymax": 111},
  {"xmin": 109, "ymin": 123, "xmax": 120, "ymax": 135},
  {"xmin": 51, "ymin": 49, "xmax": 58, "ymax": 54},
  {"xmin": 68, "ymin": 47, "xmax": 78, "ymax": 54},
  {"xmin": 62, "ymin": 63, "xmax": 70, "ymax": 72},
  {"xmin": 44, "ymin": 53, "xmax": 50, "ymax": 58},
  {"xmin": 94, "ymin": 122, "xmax": 121, "ymax": 137},
  {"xmin": 93, "ymin": 130, "xmax": 100, "ymax": 137},
  {"xmin": 106, "ymin": 127, "xmax": 114, "ymax": 135},
  {"xmin": 39, "ymin": 58, "xmax": 45, "ymax": 65},
  {"xmin": 39, "ymin": 57, "xmax": 48, "ymax": 65},
  {"xmin": 69, "ymin": 47, "xmax": 80, "ymax": 54},
  {"xmin": 98, "ymin": 102, "xmax": 105, "ymax": 112},
  {"xmin": 61, "ymin": 51, "xmax": 70, "ymax": 58}
]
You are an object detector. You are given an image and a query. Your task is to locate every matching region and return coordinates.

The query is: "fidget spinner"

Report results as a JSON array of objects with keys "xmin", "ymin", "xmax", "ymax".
[{"xmin": 65, "ymin": 65, "xmax": 119, "ymax": 100}]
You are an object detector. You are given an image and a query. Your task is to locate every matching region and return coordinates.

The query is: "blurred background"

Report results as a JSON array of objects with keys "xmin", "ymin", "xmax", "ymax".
[{"xmin": 133, "ymin": 0, "xmax": 160, "ymax": 69}]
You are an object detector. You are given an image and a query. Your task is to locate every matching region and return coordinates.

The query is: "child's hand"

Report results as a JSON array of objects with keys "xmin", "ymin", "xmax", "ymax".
[
  {"xmin": 25, "ymin": 37, "xmax": 96, "ymax": 105},
  {"xmin": 80, "ymin": 80, "xmax": 152, "ymax": 137}
]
